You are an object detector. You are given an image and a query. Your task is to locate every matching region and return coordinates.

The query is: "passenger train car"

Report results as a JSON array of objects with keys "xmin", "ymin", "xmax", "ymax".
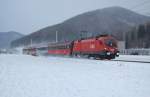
[
  {"xmin": 23, "ymin": 35, "xmax": 119, "ymax": 59},
  {"xmin": 48, "ymin": 42, "xmax": 72, "ymax": 55}
]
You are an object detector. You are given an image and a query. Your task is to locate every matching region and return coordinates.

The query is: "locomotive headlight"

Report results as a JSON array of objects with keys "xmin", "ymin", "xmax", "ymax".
[
  {"xmin": 116, "ymin": 52, "xmax": 119, "ymax": 55},
  {"xmin": 106, "ymin": 52, "xmax": 111, "ymax": 55},
  {"xmin": 116, "ymin": 52, "xmax": 119, "ymax": 57}
]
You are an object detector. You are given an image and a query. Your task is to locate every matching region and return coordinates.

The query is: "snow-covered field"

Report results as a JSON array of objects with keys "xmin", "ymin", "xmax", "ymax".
[
  {"xmin": 115, "ymin": 55, "xmax": 150, "ymax": 62},
  {"xmin": 0, "ymin": 54, "xmax": 150, "ymax": 97}
]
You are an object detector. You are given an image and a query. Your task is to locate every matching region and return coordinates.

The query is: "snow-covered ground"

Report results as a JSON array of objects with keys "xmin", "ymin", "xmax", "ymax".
[
  {"xmin": 0, "ymin": 54, "xmax": 150, "ymax": 97},
  {"xmin": 115, "ymin": 55, "xmax": 150, "ymax": 62}
]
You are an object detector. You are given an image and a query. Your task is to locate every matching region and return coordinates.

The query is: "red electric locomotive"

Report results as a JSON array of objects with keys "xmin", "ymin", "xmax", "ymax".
[{"xmin": 72, "ymin": 35, "xmax": 119, "ymax": 59}]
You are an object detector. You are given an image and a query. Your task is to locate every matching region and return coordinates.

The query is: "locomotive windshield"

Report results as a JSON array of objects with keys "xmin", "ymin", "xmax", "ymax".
[{"xmin": 105, "ymin": 39, "xmax": 117, "ymax": 47}]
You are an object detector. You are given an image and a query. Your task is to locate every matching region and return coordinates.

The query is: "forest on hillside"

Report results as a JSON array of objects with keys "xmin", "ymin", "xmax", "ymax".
[{"xmin": 126, "ymin": 22, "xmax": 150, "ymax": 48}]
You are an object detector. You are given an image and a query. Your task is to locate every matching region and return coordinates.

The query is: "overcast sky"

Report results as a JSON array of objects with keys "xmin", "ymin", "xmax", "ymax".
[{"xmin": 0, "ymin": 0, "xmax": 150, "ymax": 34}]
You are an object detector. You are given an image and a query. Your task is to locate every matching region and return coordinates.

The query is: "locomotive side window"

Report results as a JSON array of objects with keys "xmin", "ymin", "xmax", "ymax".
[{"xmin": 105, "ymin": 39, "xmax": 117, "ymax": 47}]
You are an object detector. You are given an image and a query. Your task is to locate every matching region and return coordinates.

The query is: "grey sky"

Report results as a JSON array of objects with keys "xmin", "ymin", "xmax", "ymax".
[{"xmin": 0, "ymin": 0, "xmax": 150, "ymax": 34}]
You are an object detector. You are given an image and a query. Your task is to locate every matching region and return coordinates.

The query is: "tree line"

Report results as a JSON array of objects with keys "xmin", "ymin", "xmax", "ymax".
[{"xmin": 125, "ymin": 22, "xmax": 150, "ymax": 48}]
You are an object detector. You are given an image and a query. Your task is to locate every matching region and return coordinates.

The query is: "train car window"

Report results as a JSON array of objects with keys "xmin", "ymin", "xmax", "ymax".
[
  {"xmin": 48, "ymin": 43, "xmax": 71, "ymax": 50},
  {"xmin": 37, "ymin": 47, "xmax": 48, "ymax": 50},
  {"xmin": 105, "ymin": 39, "xmax": 117, "ymax": 47},
  {"xmin": 67, "ymin": 45, "xmax": 70, "ymax": 49}
]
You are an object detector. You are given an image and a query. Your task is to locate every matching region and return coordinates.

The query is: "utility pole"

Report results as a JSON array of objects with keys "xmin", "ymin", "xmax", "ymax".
[
  {"xmin": 123, "ymin": 31, "xmax": 126, "ymax": 49},
  {"xmin": 56, "ymin": 31, "xmax": 58, "ymax": 43}
]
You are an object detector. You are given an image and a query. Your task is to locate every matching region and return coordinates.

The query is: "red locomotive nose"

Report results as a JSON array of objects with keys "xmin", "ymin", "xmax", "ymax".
[
  {"xmin": 106, "ymin": 47, "xmax": 118, "ymax": 54},
  {"xmin": 112, "ymin": 48, "xmax": 118, "ymax": 53},
  {"xmin": 110, "ymin": 48, "xmax": 115, "ymax": 52}
]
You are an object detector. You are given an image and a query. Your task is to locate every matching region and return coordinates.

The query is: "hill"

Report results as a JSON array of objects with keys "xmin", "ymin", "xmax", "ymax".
[
  {"xmin": 11, "ymin": 6, "xmax": 150, "ymax": 47},
  {"xmin": 0, "ymin": 31, "xmax": 24, "ymax": 48}
]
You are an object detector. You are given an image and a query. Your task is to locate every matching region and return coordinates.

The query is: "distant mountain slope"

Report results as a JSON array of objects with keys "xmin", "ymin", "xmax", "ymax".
[
  {"xmin": 0, "ymin": 31, "xmax": 24, "ymax": 48},
  {"xmin": 11, "ymin": 6, "xmax": 150, "ymax": 47}
]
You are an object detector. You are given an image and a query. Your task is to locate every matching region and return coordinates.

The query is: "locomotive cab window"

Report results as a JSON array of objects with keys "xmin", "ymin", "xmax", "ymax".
[{"xmin": 105, "ymin": 39, "xmax": 117, "ymax": 47}]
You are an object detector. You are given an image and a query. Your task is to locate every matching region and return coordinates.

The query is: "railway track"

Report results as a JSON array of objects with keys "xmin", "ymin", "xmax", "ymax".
[
  {"xmin": 88, "ymin": 57, "xmax": 150, "ymax": 64},
  {"xmin": 76, "ymin": 57, "xmax": 150, "ymax": 64},
  {"xmin": 45, "ymin": 55, "xmax": 150, "ymax": 64},
  {"xmin": 111, "ymin": 60, "xmax": 150, "ymax": 64}
]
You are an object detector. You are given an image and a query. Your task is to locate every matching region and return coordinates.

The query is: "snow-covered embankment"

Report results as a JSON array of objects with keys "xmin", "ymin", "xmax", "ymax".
[{"xmin": 0, "ymin": 54, "xmax": 150, "ymax": 97}]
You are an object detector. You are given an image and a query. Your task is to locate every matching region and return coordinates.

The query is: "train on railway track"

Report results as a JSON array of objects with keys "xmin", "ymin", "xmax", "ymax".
[{"xmin": 23, "ymin": 35, "xmax": 119, "ymax": 59}]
